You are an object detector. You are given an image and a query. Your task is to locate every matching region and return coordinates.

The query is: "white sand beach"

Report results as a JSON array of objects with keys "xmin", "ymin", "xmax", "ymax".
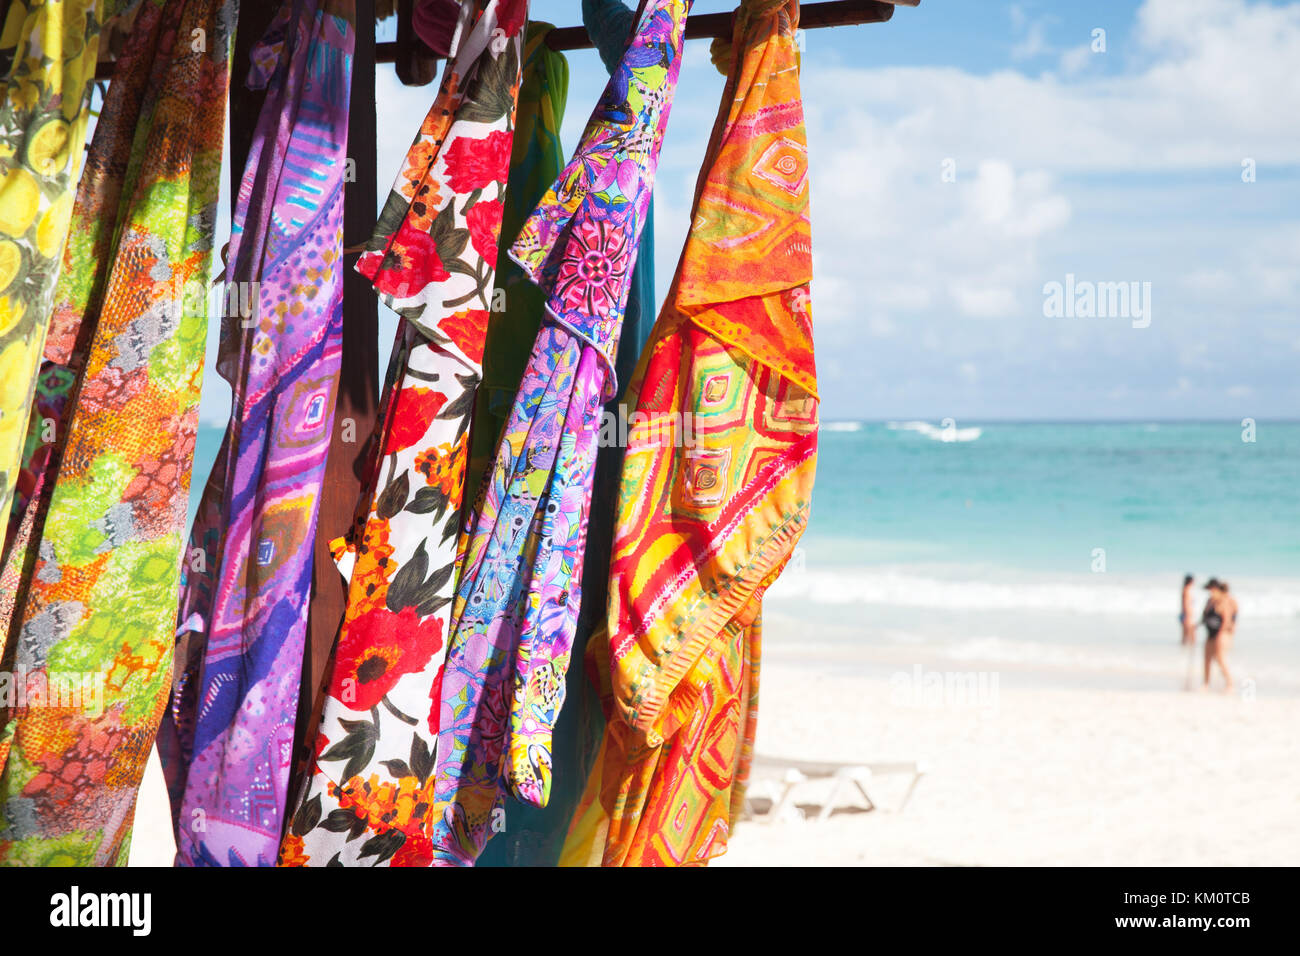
[
  {"xmin": 718, "ymin": 636, "xmax": 1300, "ymax": 867},
  {"xmin": 128, "ymin": 750, "xmax": 175, "ymax": 867},
  {"xmin": 129, "ymin": 618, "xmax": 1300, "ymax": 868}
]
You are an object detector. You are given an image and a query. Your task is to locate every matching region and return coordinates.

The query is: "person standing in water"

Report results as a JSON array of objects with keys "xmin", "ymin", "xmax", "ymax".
[
  {"xmin": 1180, "ymin": 574, "xmax": 1196, "ymax": 646},
  {"xmin": 1202, "ymin": 578, "xmax": 1236, "ymax": 692}
]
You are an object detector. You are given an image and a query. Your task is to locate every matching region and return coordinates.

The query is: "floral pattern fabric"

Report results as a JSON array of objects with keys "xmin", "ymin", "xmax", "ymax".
[
  {"xmin": 428, "ymin": 0, "xmax": 691, "ymax": 867},
  {"xmin": 355, "ymin": 0, "xmax": 525, "ymax": 330},
  {"xmin": 155, "ymin": 0, "xmax": 356, "ymax": 868},
  {"xmin": 561, "ymin": 0, "xmax": 818, "ymax": 867},
  {"xmin": 0, "ymin": 0, "xmax": 236, "ymax": 867},
  {"xmin": 279, "ymin": 0, "xmax": 525, "ymax": 868},
  {"xmin": 0, "ymin": 0, "xmax": 115, "ymax": 544}
]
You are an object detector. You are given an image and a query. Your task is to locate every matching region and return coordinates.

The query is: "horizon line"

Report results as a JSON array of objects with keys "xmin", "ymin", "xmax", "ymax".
[{"xmin": 822, "ymin": 417, "xmax": 1300, "ymax": 425}]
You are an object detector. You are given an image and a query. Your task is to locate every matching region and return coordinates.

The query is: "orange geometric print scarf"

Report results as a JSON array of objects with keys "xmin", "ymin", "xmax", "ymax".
[{"xmin": 562, "ymin": 0, "xmax": 818, "ymax": 867}]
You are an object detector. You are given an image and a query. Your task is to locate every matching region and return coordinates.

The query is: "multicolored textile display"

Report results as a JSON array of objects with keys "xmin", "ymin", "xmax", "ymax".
[
  {"xmin": 156, "ymin": 0, "xmax": 356, "ymax": 868},
  {"xmin": 0, "ymin": 0, "xmax": 115, "ymax": 541},
  {"xmin": 279, "ymin": 0, "xmax": 526, "ymax": 868},
  {"xmin": 0, "ymin": 0, "xmax": 236, "ymax": 867},
  {"xmin": 429, "ymin": 0, "xmax": 691, "ymax": 867},
  {"xmin": 561, "ymin": 0, "xmax": 817, "ymax": 867}
]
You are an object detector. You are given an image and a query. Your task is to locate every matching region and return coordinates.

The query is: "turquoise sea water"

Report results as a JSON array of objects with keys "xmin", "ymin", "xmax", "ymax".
[
  {"xmin": 765, "ymin": 420, "xmax": 1300, "ymax": 694},
  {"xmin": 190, "ymin": 420, "xmax": 1300, "ymax": 693},
  {"xmin": 802, "ymin": 420, "xmax": 1300, "ymax": 577}
]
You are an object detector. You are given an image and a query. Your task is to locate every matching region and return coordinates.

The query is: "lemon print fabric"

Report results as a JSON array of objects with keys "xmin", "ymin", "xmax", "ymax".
[{"xmin": 0, "ymin": 0, "xmax": 113, "ymax": 522}]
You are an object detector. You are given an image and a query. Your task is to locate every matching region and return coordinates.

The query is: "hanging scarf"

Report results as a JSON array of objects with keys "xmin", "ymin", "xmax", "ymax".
[
  {"xmin": 467, "ymin": 19, "xmax": 571, "ymax": 869},
  {"xmin": 0, "ymin": 0, "xmax": 236, "ymax": 868},
  {"xmin": 561, "ymin": 0, "xmax": 817, "ymax": 867},
  {"xmin": 0, "ymin": 0, "xmax": 115, "ymax": 556},
  {"xmin": 279, "ymin": 0, "xmax": 526, "ymax": 868},
  {"xmin": 475, "ymin": 0, "xmax": 659, "ymax": 869},
  {"xmin": 153, "ymin": 0, "xmax": 355, "ymax": 869},
  {"xmin": 429, "ymin": 0, "xmax": 691, "ymax": 867}
]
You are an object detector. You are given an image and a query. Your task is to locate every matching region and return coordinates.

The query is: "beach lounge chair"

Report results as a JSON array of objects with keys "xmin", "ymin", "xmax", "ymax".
[{"xmin": 746, "ymin": 755, "xmax": 927, "ymax": 822}]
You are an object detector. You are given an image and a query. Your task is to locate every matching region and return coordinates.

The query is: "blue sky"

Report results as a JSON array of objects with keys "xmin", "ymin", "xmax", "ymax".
[{"xmin": 202, "ymin": 0, "xmax": 1300, "ymax": 424}]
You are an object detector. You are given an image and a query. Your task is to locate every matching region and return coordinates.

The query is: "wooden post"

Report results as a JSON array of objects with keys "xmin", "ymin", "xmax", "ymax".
[
  {"xmin": 227, "ymin": 4, "xmax": 277, "ymax": 208},
  {"xmin": 395, "ymin": 0, "xmax": 439, "ymax": 86},
  {"xmin": 546, "ymin": 0, "xmax": 906, "ymax": 51}
]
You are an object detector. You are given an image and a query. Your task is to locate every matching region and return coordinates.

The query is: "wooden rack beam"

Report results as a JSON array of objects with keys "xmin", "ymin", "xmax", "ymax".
[
  {"xmin": 94, "ymin": 0, "xmax": 918, "ymax": 80},
  {"xmin": 540, "ymin": 0, "xmax": 915, "ymax": 51}
]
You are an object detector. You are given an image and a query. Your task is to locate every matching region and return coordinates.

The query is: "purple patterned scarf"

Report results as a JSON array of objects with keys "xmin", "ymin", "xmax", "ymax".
[{"xmin": 157, "ymin": 0, "xmax": 356, "ymax": 867}]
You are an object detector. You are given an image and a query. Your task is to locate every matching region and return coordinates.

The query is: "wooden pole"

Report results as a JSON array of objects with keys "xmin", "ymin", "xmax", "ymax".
[
  {"xmin": 226, "ymin": 4, "xmax": 277, "ymax": 202},
  {"xmin": 541, "ymin": 0, "xmax": 910, "ymax": 51},
  {"xmin": 395, "ymin": 0, "xmax": 439, "ymax": 85}
]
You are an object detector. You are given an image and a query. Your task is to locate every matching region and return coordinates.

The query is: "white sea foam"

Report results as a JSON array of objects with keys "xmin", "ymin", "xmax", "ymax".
[
  {"xmin": 940, "ymin": 636, "xmax": 1186, "ymax": 673},
  {"xmin": 886, "ymin": 420, "xmax": 983, "ymax": 442},
  {"xmin": 933, "ymin": 635, "xmax": 1300, "ymax": 686},
  {"xmin": 767, "ymin": 566, "xmax": 1300, "ymax": 619},
  {"xmin": 821, "ymin": 420, "xmax": 863, "ymax": 432}
]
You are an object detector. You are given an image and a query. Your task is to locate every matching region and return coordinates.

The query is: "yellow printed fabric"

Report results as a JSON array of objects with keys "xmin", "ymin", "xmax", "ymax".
[
  {"xmin": 0, "ymin": 0, "xmax": 113, "ymax": 527},
  {"xmin": 562, "ymin": 0, "xmax": 818, "ymax": 867}
]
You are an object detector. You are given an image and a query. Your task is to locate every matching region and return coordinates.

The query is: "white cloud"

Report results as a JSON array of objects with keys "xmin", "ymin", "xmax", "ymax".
[
  {"xmin": 778, "ymin": 0, "xmax": 1300, "ymax": 418},
  {"xmin": 806, "ymin": 0, "xmax": 1300, "ymax": 174},
  {"xmin": 1182, "ymin": 269, "xmax": 1236, "ymax": 294},
  {"xmin": 1011, "ymin": 20, "xmax": 1054, "ymax": 61},
  {"xmin": 950, "ymin": 284, "xmax": 1019, "ymax": 319},
  {"xmin": 1178, "ymin": 342, "xmax": 1213, "ymax": 370},
  {"xmin": 968, "ymin": 160, "xmax": 1017, "ymax": 225},
  {"xmin": 1058, "ymin": 44, "xmax": 1096, "ymax": 77},
  {"xmin": 866, "ymin": 314, "xmax": 897, "ymax": 338}
]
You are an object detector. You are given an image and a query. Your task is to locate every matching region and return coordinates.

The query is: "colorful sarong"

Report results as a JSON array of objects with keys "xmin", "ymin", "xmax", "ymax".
[
  {"xmin": 279, "ymin": 0, "xmax": 526, "ymax": 868},
  {"xmin": 0, "ymin": 0, "xmax": 236, "ymax": 868},
  {"xmin": 561, "ymin": 0, "xmax": 818, "ymax": 867},
  {"xmin": 0, "ymin": 0, "xmax": 115, "ymax": 540},
  {"xmin": 429, "ymin": 0, "xmax": 691, "ymax": 867},
  {"xmin": 155, "ymin": 0, "xmax": 356, "ymax": 868}
]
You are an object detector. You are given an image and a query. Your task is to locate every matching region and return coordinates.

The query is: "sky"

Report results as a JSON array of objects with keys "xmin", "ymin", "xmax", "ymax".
[{"xmin": 200, "ymin": 0, "xmax": 1300, "ymax": 425}]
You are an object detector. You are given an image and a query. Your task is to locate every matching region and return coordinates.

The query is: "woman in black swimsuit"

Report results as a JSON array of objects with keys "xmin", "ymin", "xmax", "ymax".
[{"xmin": 1201, "ymin": 579, "xmax": 1235, "ymax": 691}]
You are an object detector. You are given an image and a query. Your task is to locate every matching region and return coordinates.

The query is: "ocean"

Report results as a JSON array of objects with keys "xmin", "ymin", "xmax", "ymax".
[
  {"xmin": 767, "ymin": 420, "xmax": 1300, "ymax": 696},
  {"xmin": 190, "ymin": 419, "xmax": 1300, "ymax": 695}
]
